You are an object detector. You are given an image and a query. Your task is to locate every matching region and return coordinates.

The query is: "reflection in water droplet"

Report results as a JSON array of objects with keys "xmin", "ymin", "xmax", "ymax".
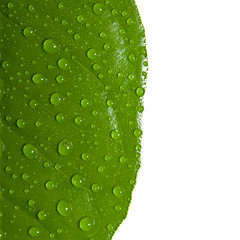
[
  {"xmin": 58, "ymin": 139, "xmax": 73, "ymax": 156},
  {"xmin": 45, "ymin": 180, "xmax": 57, "ymax": 190},
  {"xmin": 16, "ymin": 119, "xmax": 26, "ymax": 128},
  {"xmin": 91, "ymin": 183, "xmax": 100, "ymax": 192},
  {"xmin": 74, "ymin": 116, "xmax": 82, "ymax": 125},
  {"xmin": 77, "ymin": 15, "xmax": 83, "ymax": 22},
  {"xmin": 80, "ymin": 98, "xmax": 90, "ymax": 108},
  {"xmin": 57, "ymin": 200, "xmax": 71, "ymax": 216},
  {"xmin": 32, "ymin": 73, "xmax": 47, "ymax": 85},
  {"xmin": 107, "ymin": 224, "xmax": 114, "ymax": 231},
  {"xmin": 113, "ymin": 186, "xmax": 123, "ymax": 198},
  {"xmin": 136, "ymin": 87, "xmax": 145, "ymax": 97},
  {"xmin": 114, "ymin": 205, "xmax": 123, "ymax": 212},
  {"xmin": 128, "ymin": 53, "xmax": 136, "ymax": 62},
  {"xmin": 23, "ymin": 144, "xmax": 37, "ymax": 160},
  {"xmin": 29, "ymin": 99, "xmax": 38, "ymax": 109},
  {"xmin": 134, "ymin": 129, "xmax": 142, "ymax": 137},
  {"xmin": 71, "ymin": 174, "xmax": 85, "ymax": 188},
  {"xmin": 81, "ymin": 153, "xmax": 89, "ymax": 161},
  {"xmin": 2, "ymin": 61, "xmax": 9, "ymax": 69},
  {"xmin": 79, "ymin": 217, "xmax": 95, "ymax": 231},
  {"xmin": 43, "ymin": 39, "xmax": 58, "ymax": 53},
  {"xmin": 55, "ymin": 113, "xmax": 65, "ymax": 123}
]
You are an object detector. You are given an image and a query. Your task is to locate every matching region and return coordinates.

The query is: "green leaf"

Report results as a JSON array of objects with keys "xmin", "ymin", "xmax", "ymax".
[{"xmin": 0, "ymin": 0, "xmax": 147, "ymax": 239}]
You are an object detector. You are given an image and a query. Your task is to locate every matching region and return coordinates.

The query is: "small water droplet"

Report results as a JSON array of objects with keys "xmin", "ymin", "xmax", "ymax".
[
  {"xmin": 29, "ymin": 99, "xmax": 38, "ymax": 109},
  {"xmin": 79, "ymin": 217, "xmax": 95, "ymax": 231},
  {"xmin": 28, "ymin": 199, "xmax": 36, "ymax": 207},
  {"xmin": 23, "ymin": 26, "xmax": 35, "ymax": 38},
  {"xmin": 2, "ymin": 61, "xmax": 9, "ymax": 69},
  {"xmin": 58, "ymin": 3, "xmax": 64, "ymax": 9},
  {"xmin": 127, "ymin": 18, "xmax": 134, "ymax": 25},
  {"xmin": 28, "ymin": 227, "xmax": 41, "ymax": 237},
  {"xmin": 58, "ymin": 58, "xmax": 70, "ymax": 70},
  {"xmin": 134, "ymin": 129, "xmax": 142, "ymax": 137},
  {"xmin": 106, "ymin": 99, "xmax": 113, "ymax": 107},
  {"xmin": 113, "ymin": 186, "xmax": 123, "ymax": 198},
  {"xmin": 107, "ymin": 224, "xmax": 114, "ymax": 231},
  {"xmin": 74, "ymin": 33, "xmax": 81, "ymax": 41},
  {"xmin": 50, "ymin": 92, "xmax": 63, "ymax": 106},
  {"xmin": 97, "ymin": 165, "xmax": 105, "ymax": 173},
  {"xmin": 81, "ymin": 153, "xmax": 89, "ymax": 161},
  {"xmin": 93, "ymin": 63, "xmax": 100, "ymax": 71},
  {"xmin": 87, "ymin": 49, "xmax": 97, "ymax": 60},
  {"xmin": 56, "ymin": 75, "xmax": 65, "ymax": 84},
  {"xmin": 58, "ymin": 139, "xmax": 73, "ymax": 156},
  {"xmin": 43, "ymin": 39, "xmax": 58, "ymax": 53},
  {"xmin": 136, "ymin": 87, "xmax": 145, "ymax": 97},
  {"xmin": 28, "ymin": 4, "xmax": 35, "ymax": 12},
  {"xmin": 16, "ymin": 118, "xmax": 27, "ymax": 128},
  {"xmin": 57, "ymin": 200, "xmax": 71, "ymax": 216},
  {"xmin": 77, "ymin": 15, "xmax": 83, "ymax": 22},
  {"xmin": 91, "ymin": 183, "xmax": 100, "ymax": 192},
  {"xmin": 45, "ymin": 180, "xmax": 57, "ymax": 190},
  {"xmin": 74, "ymin": 116, "xmax": 82, "ymax": 125},
  {"xmin": 80, "ymin": 98, "xmax": 90, "ymax": 108},
  {"xmin": 93, "ymin": 3, "xmax": 104, "ymax": 15},
  {"xmin": 55, "ymin": 113, "xmax": 65, "ymax": 123},
  {"xmin": 32, "ymin": 73, "xmax": 47, "ymax": 85},
  {"xmin": 23, "ymin": 143, "xmax": 37, "ymax": 160},
  {"xmin": 111, "ymin": 129, "xmax": 120, "ymax": 140},
  {"xmin": 119, "ymin": 156, "xmax": 126, "ymax": 163},
  {"xmin": 71, "ymin": 174, "xmax": 85, "ymax": 188},
  {"xmin": 114, "ymin": 205, "xmax": 123, "ymax": 212},
  {"xmin": 37, "ymin": 210, "xmax": 47, "ymax": 220},
  {"xmin": 21, "ymin": 173, "xmax": 30, "ymax": 180},
  {"xmin": 100, "ymin": 32, "xmax": 106, "ymax": 38},
  {"xmin": 128, "ymin": 53, "xmax": 136, "ymax": 62}
]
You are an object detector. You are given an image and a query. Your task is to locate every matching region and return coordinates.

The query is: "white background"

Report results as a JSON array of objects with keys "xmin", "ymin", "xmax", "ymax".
[{"xmin": 114, "ymin": 0, "xmax": 240, "ymax": 239}]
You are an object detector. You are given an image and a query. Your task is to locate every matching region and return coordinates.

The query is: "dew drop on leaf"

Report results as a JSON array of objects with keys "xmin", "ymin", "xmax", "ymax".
[
  {"xmin": 58, "ymin": 58, "xmax": 70, "ymax": 70},
  {"xmin": 58, "ymin": 139, "xmax": 73, "ymax": 156},
  {"xmin": 23, "ymin": 26, "xmax": 35, "ymax": 38},
  {"xmin": 22, "ymin": 143, "xmax": 37, "ymax": 160},
  {"xmin": 57, "ymin": 200, "xmax": 71, "ymax": 216},
  {"xmin": 113, "ymin": 186, "xmax": 123, "ymax": 198},
  {"xmin": 87, "ymin": 49, "xmax": 97, "ymax": 60},
  {"xmin": 50, "ymin": 92, "xmax": 63, "ymax": 106},
  {"xmin": 93, "ymin": 3, "xmax": 104, "ymax": 15},
  {"xmin": 28, "ymin": 227, "xmax": 41, "ymax": 237},
  {"xmin": 32, "ymin": 73, "xmax": 47, "ymax": 85},
  {"xmin": 37, "ymin": 210, "xmax": 47, "ymax": 220},
  {"xmin": 111, "ymin": 129, "xmax": 120, "ymax": 140},
  {"xmin": 71, "ymin": 174, "xmax": 85, "ymax": 188},
  {"xmin": 79, "ymin": 217, "xmax": 95, "ymax": 231},
  {"xmin": 43, "ymin": 39, "xmax": 58, "ymax": 53}
]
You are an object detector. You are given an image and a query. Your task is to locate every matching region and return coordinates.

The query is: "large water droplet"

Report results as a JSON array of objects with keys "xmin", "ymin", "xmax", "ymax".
[
  {"xmin": 87, "ymin": 49, "xmax": 97, "ymax": 60},
  {"xmin": 23, "ymin": 26, "xmax": 35, "ymax": 38},
  {"xmin": 43, "ymin": 39, "xmax": 58, "ymax": 53},
  {"xmin": 57, "ymin": 200, "xmax": 71, "ymax": 216},
  {"xmin": 45, "ymin": 180, "xmax": 57, "ymax": 190},
  {"xmin": 28, "ymin": 227, "xmax": 41, "ymax": 237},
  {"xmin": 37, "ymin": 210, "xmax": 47, "ymax": 220},
  {"xmin": 111, "ymin": 129, "xmax": 120, "ymax": 140},
  {"xmin": 71, "ymin": 174, "xmax": 85, "ymax": 188},
  {"xmin": 23, "ymin": 143, "xmax": 37, "ymax": 160},
  {"xmin": 93, "ymin": 3, "xmax": 104, "ymax": 15},
  {"xmin": 58, "ymin": 139, "xmax": 73, "ymax": 156},
  {"xmin": 58, "ymin": 58, "xmax": 69, "ymax": 70},
  {"xmin": 50, "ymin": 92, "xmax": 62, "ymax": 106},
  {"xmin": 79, "ymin": 217, "xmax": 95, "ymax": 231},
  {"xmin": 113, "ymin": 186, "xmax": 123, "ymax": 198}
]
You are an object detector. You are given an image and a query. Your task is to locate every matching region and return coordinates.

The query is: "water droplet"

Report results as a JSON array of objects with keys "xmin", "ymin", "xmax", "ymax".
[
  {"xmin": 134, "ymin": 129, "xmax": 142, "ymax": 137},
  {"xmin": 56, "ymin": 75, "xmax": 65, "ymax": 84},
  {"xmin": 93, "ymin": 3, "xmax": 104, "ymax": 15},
  {"xmin": 21, "ymin": 173, "xmax": 30, "ymax": 180},
  {"xmin": 107, "ymin": 224, "xmax": 114, "ymax": 231},
  {"xmin": 122, "ymin": 10, "xmax": 128, "ymax": 17},
  {"xmin": 0, "ymin": 228, "xmax": 7, "ymax": 239},
  {"xmin": 113, "ymin": 186, "xmax": 123, "ymax": 198},
  {"xmin": 114, "ymin": 205, "xmax": 123, "ymax": 212},
  {"xmin": 128, "ymin": 53, "xmax": 136, "ymax": 62},
  {"xmin": 43, "ymin": 39, "xmax": 58, "ymax": 53},
  {"xmin": 104, "ymin": 155, "xmax": 111, "ymax": 161},
  {"xmin": 87, "ymin": 49, "xmax": 97, "ymax": 60},
  {"xmin": 28, "ymin": 199, "xmax": 36, "ymax": 207},
  {"xmin": 45, "ymin": 180, "xmax": 57, "ymax": 190},
  {"xmin": 77, "ymin": 15, "xmax": 83, "ymax": 22},
  {"xmin": 79, "ymin": 217, "xmax": 95, "ymax": 231},
  {"xmin": 29, "ymin": 99, "xmax": 38, "ymax": 109},
  {"xmin": 58, "ymin": 3, "xmax": 64, "ymax": 9},
  {"xmin": 58, "ymin": 58, "xmax": 69, "ymax": 70},
  {"xmin": 111, "ymin": 129, "xmax": 120, "ymax": 140},
  {"xmin": 80, "ymin": 98, "xmax": 90, "ymax": 108},
  {"xmin": 57, "ymin": 200, "xmax": 71, "ymax": 216},
  {"xmin": 127, "ymin": 18, "xmax": 134, "ymax": 25},
  {"xmin": 128, "ymin": 74, "xmax": 135, "ymax": 80},
  {"xmin": 2, "ymin": 61, "xmax": 9, "ymax": 69},
  {"xmin": 74, "ymin": 33, "xmax": 81, "ymax": 41},
  {"xmin": 93, "ymin": 64, "xmax": 100, "ymax": 71},
  {"xmin": 58, "ymin": 139, "xmax": 73, "ymax": 156},
  {"xmin": 23, "ymin": 26, "xmax": 35, "ymax": 38},
  {"xmin": 7, "ymin": 2, "xmax": 14, "ymax": 9},
  {"xmin": 55, "ymin": 113, "xmax": 65, "ymax": 123},
  {"xmin": 91, "ymin": 183, "xmax": 100, "ymax": 192},
  {"xmin": 37, "ymin": 210, "xmax": 47, "ymax": 220},
  {"xmin": 119, "ymin": 156, "xmax": 126, "ymax": 163},
  {"xmin": 50, "ymin": 92, "xmax": 63, "ymax": 106},
  {"xmin": 35, "ymin": 120, "xmax": 42, "ymax": 128},
  {"xmin": 97, "ymin": 165, "xmax": 105, "ymax": 173},
  {"xmin": 81, "ymin": 153, "xmax": 89, "ymax": 161},
  {"xmin": 100, "ymin": 32, "xmax": 106, "ymax": 38},
  {"xmin": 74, "ymin": 116, "xmax": 82, "ymax": 125},
  {"xmin": 23, "ymin": 143, "xmax": 37, "ymax": 160},
  {"xmin": 28, "ymin": 227, "xmax": 40, "ymax": 237},
  {"xmin": 16, "ymin": 118, "xmax": 27, "ymax": 128},
  {"xmin": 106, "ymin": 100, "xmax": 113, "ymax": 107},
  {"xmin": 28, "ymin": 4, "xmax": 35, "ymax": 12},
  {"xmin": 71, "ymin": 174, "xmax": 85, "ymax": 188},
  {"xmin": 32, "ymin": 73, "xmax": 47, "ymax": 85},
  {"xmin": 136, "ymin": 87, "xmax": 145, "ymax": 97}
]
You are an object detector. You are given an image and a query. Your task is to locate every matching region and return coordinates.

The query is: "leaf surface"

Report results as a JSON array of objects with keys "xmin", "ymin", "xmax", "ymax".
[{"xmin": 0, "ymin": 0, "xmax": 147, "ymax": 239}]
